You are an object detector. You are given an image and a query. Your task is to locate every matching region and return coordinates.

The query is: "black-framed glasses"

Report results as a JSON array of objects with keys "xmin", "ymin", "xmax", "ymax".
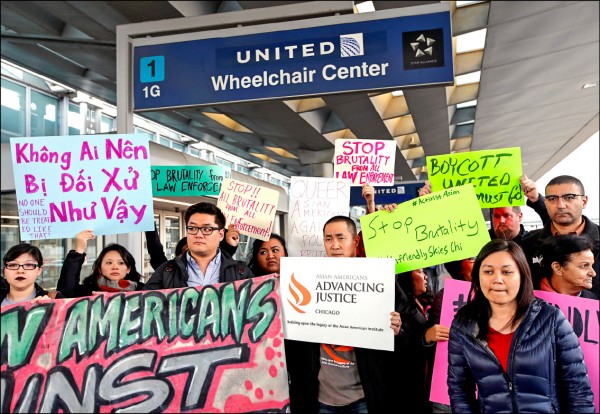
[
  {"xmin": 4, "ymin": 263, "xmax": 39, "ymax": 270},
  {"xmin": 186, "ymin": 226, "xmax": 222, "ymax": 236},
  {"xmin": 545, "ymin": 194, "xmax": 585, "ymax": 203}
]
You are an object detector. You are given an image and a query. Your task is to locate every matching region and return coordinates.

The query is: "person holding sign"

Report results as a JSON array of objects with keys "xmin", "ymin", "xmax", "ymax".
[
  {"xmin": 447, "ymin": 239, "xmax": 595, "ymax": 413},
  {"xmin": 522, "ymin": 175, "xmax": 599, "ymax": 299},
  {"xmin": 58, "ymin": 230, "xmax": 144, "ymax": 297},
  {"xmin": 538, "ymin": 234, "xmax": 597, "ymax": 299},
  {"xmin": 286, "ymin": 215, "xmax": 401, "ymax": 414},
  {"xmin": 247, "ymin": 233, "xmax": 288, "ymax": 276},
  {"xmin": 144, "ymin": 202, "xmax": 252, "ymax": 290},
  {"xmin": 1, "ymin": 243, "xmax": 63, "ymax": 306}
]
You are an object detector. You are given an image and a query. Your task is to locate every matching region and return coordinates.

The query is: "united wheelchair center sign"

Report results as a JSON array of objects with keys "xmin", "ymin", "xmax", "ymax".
[{"xmin": 133, "ymin": 6, "xmax": 453, "ymax": 110}]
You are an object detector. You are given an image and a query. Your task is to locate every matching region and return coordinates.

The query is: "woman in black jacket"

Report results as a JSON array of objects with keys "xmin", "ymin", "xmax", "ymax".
[
  {"xmin": 448, "ymin": 239, "xmax": 595, "ymax": 413},
  {"xmin": 58, "ymin": 229, "xmax": 143, "ymax": 297}
]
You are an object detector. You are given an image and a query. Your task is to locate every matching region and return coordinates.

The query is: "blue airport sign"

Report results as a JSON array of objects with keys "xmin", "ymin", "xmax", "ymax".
[
  {"xmin": 133, "ymin": 10, "xmax": 453, "ymax": 110},
  {"xmin": 349, "ymin": 182, "xmax": 425, "ymax": 207}
]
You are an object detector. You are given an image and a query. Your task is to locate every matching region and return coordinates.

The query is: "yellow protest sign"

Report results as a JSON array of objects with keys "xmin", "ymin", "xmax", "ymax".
[
  {"xmin": 360, "ymin": 184, "xmax": 490, "ymax": 273},
  {"xmin": 426, "ymin": 147, "xmax": 524, "ymax": 208}
]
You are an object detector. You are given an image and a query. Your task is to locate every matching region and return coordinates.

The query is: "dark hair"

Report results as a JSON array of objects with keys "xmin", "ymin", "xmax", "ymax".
[
  {"xmin": 546, "ymin": 175, "xmax": 585, "ymax": 194},
  {"xmin": 457, "ymin": 240, "xmax": 534, "ymax": 339},
  {"xmin": 491, "ymin": 206, "xmax": 522, "ymax": 215},
  {"xmin": 444, "ymin": 260, "xmax": 466, "ymax": 280},
  {"xmin": 83, "ymin": 243, "xmax": 141, "ymax": 285},
  {"xmin": 396, "ymin": 269, "xmax": 432, "ymax": 308},
  {"xmin": 3, "ymin": 243, "xmax": 43, "ymax": 267},
  {"xmin": 248, "ymin": 234, "xmax": 288, "ymax": 276},
  {"xmin": 539, "ymin": 234, "xmax": 594, "ymax": 280},
  {"xmin": 323, "ymin": 216, "xmax": 357, "ymax": 237},
  {"xmin": 184, "ymin": 202, "xmax": 226, "ymax": 229},
  {"xmin": 175, "ymin": 237, "xmax": 187, "ymax": 256}
]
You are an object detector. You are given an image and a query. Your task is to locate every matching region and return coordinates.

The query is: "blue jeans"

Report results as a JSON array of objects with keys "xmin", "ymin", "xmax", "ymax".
[{"xmin": 319, "ymin": 398, "xmax": 368, "ymax": 414}]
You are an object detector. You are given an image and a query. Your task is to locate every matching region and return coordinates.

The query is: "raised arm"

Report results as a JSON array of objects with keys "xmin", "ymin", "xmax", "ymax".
[{"xmin": 57, "ymin": 229, "xmax": 94, "ymax": 298}]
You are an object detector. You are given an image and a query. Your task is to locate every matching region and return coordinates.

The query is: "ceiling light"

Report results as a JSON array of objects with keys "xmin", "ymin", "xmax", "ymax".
[
  {"xmin": 355, "ymin": 1, "xmax": 375, "ymax": 13},
  {"xmin": 582, "ymin": 83, "xmax": 598, "ymax": 89},
  {"xmin": 456, "ymin": 28, "xmax": 487, "ymax": 53},
  {"xmin": 456, "ymin": 71, "xmax": 481, "ymax": 86},
  {"xmin": 391, "ymin": 90, "xmax": 404, "ymax": 97},
  {"xmin": 457, "ymin": 100, "xmax": 477, "ymax": 109}
]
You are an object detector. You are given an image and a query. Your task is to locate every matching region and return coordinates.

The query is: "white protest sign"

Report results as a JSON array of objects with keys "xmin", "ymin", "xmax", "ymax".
[
  {"xmin": 287, "ymin": 177, "xmax": 350, "ymax": 257},
  {"xmin": 10, "ymin": 134, "xmax": 154, "ymax": 240},
  {"xmin": 280, "ymin": 257, "xmax": 396, "ymax": 351},
  {"xmin": 334, "ymin": 139, "xmax": 396, "ymax": 186},
  {"xmin": 217, "ymin": 178, "xmax": 279, "ymax": 241}
]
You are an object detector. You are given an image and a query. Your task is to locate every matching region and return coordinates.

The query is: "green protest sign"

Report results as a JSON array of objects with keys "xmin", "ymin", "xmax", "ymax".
[
  {"xmin": 151, "ymin": 165, "xmax": 231, "ymax": 196},
  {"xmin": 426, "ymin": 147, "xmax": 523, "ymax": 208},
  {"xmin": 360, "ymin": 184, "xmax": 491, "ymax": 273}
]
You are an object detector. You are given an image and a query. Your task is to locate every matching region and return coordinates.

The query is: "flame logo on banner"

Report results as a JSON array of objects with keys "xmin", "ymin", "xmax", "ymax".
[{"xmin": 288, "ymin": 273, "xmax": 312, "ymax": 313}]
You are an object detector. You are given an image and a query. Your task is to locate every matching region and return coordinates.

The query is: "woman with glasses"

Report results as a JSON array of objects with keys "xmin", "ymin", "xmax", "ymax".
[
  {"xmin": 448, "ymin": 239, "xmax": 595, "ymax": 413},
  {"xmin": 1, "ymin": 243, "xmax": 64, "ymax": 306},
  {"xmin": 539, "ymin": 234, "xmax": 597, "ymax": 299},
  {"xmin": 57, "ymin": 229, "xmax": 144, "ymax": 297}
]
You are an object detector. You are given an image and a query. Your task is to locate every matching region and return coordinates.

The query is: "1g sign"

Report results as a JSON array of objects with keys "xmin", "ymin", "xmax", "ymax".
[{"xmin": 140, "ymin": 56, "xmax": 164, "ymax": 98}]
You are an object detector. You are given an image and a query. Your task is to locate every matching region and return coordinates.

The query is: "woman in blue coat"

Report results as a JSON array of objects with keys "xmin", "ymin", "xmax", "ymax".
[{"xmin": 447, "ymin": 239, "xmax": 595, "ymax": 413}]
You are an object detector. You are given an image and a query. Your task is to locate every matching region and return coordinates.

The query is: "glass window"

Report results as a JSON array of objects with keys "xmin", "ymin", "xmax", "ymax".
[
  {"xmin": 135, "ymin": 127, "xmax": 155, "ymax": 142},
  {"xmin": 68, "ymin": 102, "xmax": 82, "ymax": 135},
  {"xmin": 217, "ymin": 157, "xmax": 234, "ymax": 169},
  {"xmin": 171, "ymin": 141, "xmax": 185, "ymax": 151},
  {"xmin": 30, "ymin": 90, "xmax": 59, "ymax": 137},
  {"xmin": 100, "ymin": 114, "xmax": 114, "ymax": 133},
  {"xmin": 159, "ymin": 136, "xmax": 171, "ymax": 147},
  {"xmin": 1, "ymin": 78, "xmax": 26, "ymax": 142},
  {"xmin": 165, "ymin": 216, "xmax": 181, "ymax": 260}
]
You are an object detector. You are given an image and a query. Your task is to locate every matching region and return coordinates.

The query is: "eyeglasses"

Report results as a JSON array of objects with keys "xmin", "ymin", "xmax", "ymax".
[
  {"xmin": 186, "ymin": 226, "xmax": 222, "ymax": 235},
  {"xmin": 545, "ymin": 194, "xmax": 585, "ymax": 203},
  {"xmin": 4, "ymin": 263, "xmax": 39, "ymax": 270}
]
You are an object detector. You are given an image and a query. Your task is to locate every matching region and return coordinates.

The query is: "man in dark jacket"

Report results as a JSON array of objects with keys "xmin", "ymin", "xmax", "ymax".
[
  {"xmin": 144, "ymin": 202, "xmax": 252, "ymax": 290},
  {"xmin": 286, "ymin": 216, "xmax": 400, "ymax": 413},
  {"xmin": 522, "ymin": 175, "xmax": 599, "ymax": 298}
]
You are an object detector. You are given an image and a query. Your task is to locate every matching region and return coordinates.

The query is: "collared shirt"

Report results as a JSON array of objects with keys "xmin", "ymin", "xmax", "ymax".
[
  {"xmin": 551, "ymin": 218, "xmax": 585, "ymax": 236},
  {"xmin": 185, "ymin": 249, "xmax": 222, "ymax": 287}
]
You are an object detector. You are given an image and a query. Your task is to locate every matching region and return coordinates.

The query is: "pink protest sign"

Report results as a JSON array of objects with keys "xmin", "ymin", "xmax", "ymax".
[
  {"xmin": 430, "ymin": 279, "xmax": 599, "ymax": 411},
  {"xmin": 0, "ymin": 276, "xmax": 289, "ymax": 413},
  {"xmin": 334, "ymin": 139, "xmax": 396, "ymax": 186}
]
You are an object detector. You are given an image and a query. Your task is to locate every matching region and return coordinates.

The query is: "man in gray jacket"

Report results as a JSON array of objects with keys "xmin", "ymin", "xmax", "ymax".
[{"xmin": 144, "ymin": 202, "xmax": 252, "ymax": 290}]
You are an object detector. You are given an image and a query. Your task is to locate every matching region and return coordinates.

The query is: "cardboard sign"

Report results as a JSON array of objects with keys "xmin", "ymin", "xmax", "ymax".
[
  {"xmin": 151, "ymin": 165, "xmax": 231, "ymax": 196},
  {"xmin": 0, "ymin": 276, "xmax": 290, "ymax": 413},
  {"xmin": 280, "ymin": 257, "xmax": 396, "ymax": 351},
  {"xmin": 426, "ymin": 147, "xmax": 524, "ymax": 208},
  {"xmin": 360, "ymin": 184, "xmax": 490, "ymax": 273},
  {"xmin": 287, "ymin": 177, "xmax": 350, "ymax": 257},
  {"xmin": 430, "ymin": 279, "xmax": 599, "ymax": 411},
  {"xmin": 334, "ymin": 139, "xmax": 396, "ymax": 186},
  {"xmin": 10, "ymin": 134, "xmax": 154, "ymax": 240},
  {"xmin": 216, "ymin": 178, "xmax": 279, "ymax": 241}
]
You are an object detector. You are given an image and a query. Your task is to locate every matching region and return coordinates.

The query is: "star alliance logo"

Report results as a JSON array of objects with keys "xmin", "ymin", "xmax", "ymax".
[
  {"xmin": 402, "ymin": 28, "xmax": 445, "ymax": 70},
  {"xmin": 340, "ymin": 33, "xmax": 364, "ymax": 57}
]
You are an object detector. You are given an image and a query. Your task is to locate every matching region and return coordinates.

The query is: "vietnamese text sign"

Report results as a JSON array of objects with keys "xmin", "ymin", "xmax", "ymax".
[
  {"xmin": 360, "ymin": 184, "xmax": 490, "ymax": 273},
  {"xmin": 280, "ymin": 257, "xmax": 396, "ymax": 351},
  {"xmin": 10, "ymin": 134, "xmax": 154, "ymax": 240},
  {"xmin": 334, "ymin": 139, "xmax": 396, "ymax": 185},
  {"xmin": 287, "ymin": 177, "xmax": 350, "ymax": 257},
  {"xmin": 151, "ymin": 165, "xmax": 231, "ymax": 196},
  {"xmin": 217, "ymin": 178, "xmax": 279, "ymax": 241},
  {"xmin": 133, "ymin": 8, "xmax": 453, "ymax": 110},
  {"xmin": 0, "ymin": 276, "xmax": 290, "ymax": 413},
  {"xmin": 426, "ymin": 147, "xmax": 524, "ymax": 208},
  {"xmin": 430, "ymin": 279, "xmax": 599, "ymax": 411}
]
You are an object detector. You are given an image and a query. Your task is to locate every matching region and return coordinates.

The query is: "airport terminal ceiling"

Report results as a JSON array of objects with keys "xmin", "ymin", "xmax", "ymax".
[{"xmin": 1, "ymin": 1, "xmax": 598, "ymax": 181}]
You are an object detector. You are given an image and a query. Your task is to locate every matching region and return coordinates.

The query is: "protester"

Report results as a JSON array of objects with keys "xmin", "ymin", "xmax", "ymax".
[
  {"xmin": 286, "ymin": 215, "xmax": 400, "ymax": 413},
  {"xmin": 538, "ymin": 234, "xmax": 597, "ymax": 299},
  {"xmin": 145, "ymin": 223, "xmax": 240, "ymax": 270},
  {"xmin": 522, "ymin": 175, "xmax": 599, "ymax": 298},
  {"xmin": 393, "ymin": 268, "xmax": 438, "ymax": 413},
  {"xmin": 144, "ymin": 202, "xmax": 252, "ymax": 289},
  {"xmin": 247, "ymin": 233, "xmax": 288, "ymax": 276},
  {"xmin": 58, "ymin": 229, "xmax": 144, "ymax": 297},
  {"xmin": 1, "ymin": 243, "xmax": 63, "ymax": 306},
  {"xmin": 448, "ymin": 239, "xmax": 595, "ymax": 413}
]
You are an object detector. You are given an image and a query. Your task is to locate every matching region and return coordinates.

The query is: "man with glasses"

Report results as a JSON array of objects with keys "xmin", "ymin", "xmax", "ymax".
[
  {"xmin": 144, "ymin": 202, "xmax": 253, "ymax": 290},
  {"xmin": 522, "ymin": 175, "xmax": 599, "ymax": 298}
]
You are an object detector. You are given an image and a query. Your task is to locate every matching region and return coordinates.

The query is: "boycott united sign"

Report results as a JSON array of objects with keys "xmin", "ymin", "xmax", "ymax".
[
  {"xmin": 334, "ymin": 139, "xmax": 396, "ymax": 186},
  {"xmin": 0, "ymin": 276, "xmax": 289, "ymax": 413}
]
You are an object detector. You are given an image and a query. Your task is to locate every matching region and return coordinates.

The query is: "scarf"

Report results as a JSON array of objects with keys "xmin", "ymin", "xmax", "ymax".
[{"xmin": 96, "ymin": 275, "xmax": 137, "ymax": 292}]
